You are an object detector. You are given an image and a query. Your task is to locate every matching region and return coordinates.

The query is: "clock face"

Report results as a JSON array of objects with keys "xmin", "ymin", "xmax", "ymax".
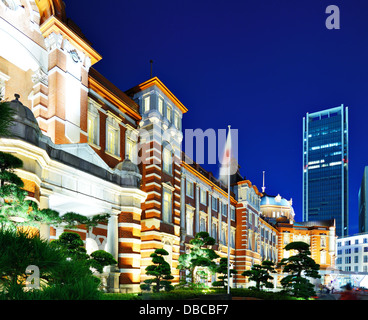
[
  {"xmin": 70, "ymin": 50, "xmax": 80, "ymax": 63},
  {"xmin": 1, "ymin": 0, "xmax": 18, "ymax": 10}
]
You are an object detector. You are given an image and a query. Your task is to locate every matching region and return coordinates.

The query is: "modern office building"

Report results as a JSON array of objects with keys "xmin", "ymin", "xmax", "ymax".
[
  {"xmin": 359, "ymin": 167, "xmax": 368, "ymax": 233},
  {"xmin": 335, "ymin": 233, "xmax": 368, "ymax": 289},
  {"xmin": 303, "ymin": 105, "xmax": 349, "ymax": 237},
  {"xmin": 336, "ymin": 233, "xmax": 368, "ymax": 273}
]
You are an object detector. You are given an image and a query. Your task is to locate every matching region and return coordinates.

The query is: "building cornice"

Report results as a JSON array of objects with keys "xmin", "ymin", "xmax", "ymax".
[
  {"xmin": 40, "ymin": 16, "xmax": 102, "ymax": 65},
  {"xmin": 126, "ymin": 77, "xmax": 188, "ymax": 114}
]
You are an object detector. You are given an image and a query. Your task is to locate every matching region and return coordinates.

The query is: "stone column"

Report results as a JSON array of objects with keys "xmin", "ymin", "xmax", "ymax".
[
  {"xmin": 106, "ymin": 212, "xmax": 119, "ymax": 264},
  {"xmin": 218, "ymin": 200, "xmax": 222, "ymax": 243},
  {"xmin": 195, "ymin": 185, "xmax": 200, "ymax": 234},
  {"xmin": 39, "ymin": 195, "xmax": 50, "ymax": 241},
  {"xmin": 180, "ymin": 173, "xmax": 186, "ymax": 243},
  {"xmin": 207, "ymin": 192, "xmax": 212, "ymax": 236},
  {"xmin": 328, "ymin": 226, "xmax": 336, "ymax": 267},
  {"xmin": 106, "ymin": 211, "xmax": 120, "ymax": 293}
]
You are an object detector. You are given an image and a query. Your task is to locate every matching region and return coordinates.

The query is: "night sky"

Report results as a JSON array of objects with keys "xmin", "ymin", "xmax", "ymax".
[{"xmin": 64, "ymin": 0, "xmax": 368, "ymax": 236}]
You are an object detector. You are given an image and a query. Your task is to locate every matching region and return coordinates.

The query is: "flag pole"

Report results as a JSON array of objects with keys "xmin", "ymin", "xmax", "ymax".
[{"xmin": 227, "ymin": 125, "xmax": 231, "ymax": 296}]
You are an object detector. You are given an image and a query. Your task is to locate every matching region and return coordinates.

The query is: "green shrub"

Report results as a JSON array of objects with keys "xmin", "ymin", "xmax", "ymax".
[{"xmin": 0, "ymin": 227, "xmax": 101, "ymax": 300}]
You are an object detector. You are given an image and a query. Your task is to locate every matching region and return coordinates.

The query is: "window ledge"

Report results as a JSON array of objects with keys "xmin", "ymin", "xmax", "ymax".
[
  {"xmin": 105, "ymin": 151, "xmax": 121, "ymax": 161},
  {"xmin": 88, "ymin": 142, "xmax": 101, "ymax": 150}
]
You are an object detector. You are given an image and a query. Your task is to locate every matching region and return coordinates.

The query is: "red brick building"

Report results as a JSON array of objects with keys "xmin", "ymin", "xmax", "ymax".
[{"xmin": 0, "ymin": 0, "xmax": 336, "ymax": 293}]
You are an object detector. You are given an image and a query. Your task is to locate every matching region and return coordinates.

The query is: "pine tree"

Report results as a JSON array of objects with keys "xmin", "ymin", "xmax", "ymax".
[
  {"xmin": 0, "ymin": 151, "xmax": 61, "ymax": 228},
  {"xmin": 141, "ymin": 248, "xmax": 174, "ymax": 292},
  {"xmin": 212, "ymin": 257, "xmax": 237, "ymax": 289},
  {"xmin": 242, "ymin": 260, "xmax": 275, "ymax": 290},
  {"xmin": 278, "ymin": 241, "xmax": 321, "ymax": 299},
  {"xmin": 177, "ymin": 232, "xmax": 219, "ymax": 285}
]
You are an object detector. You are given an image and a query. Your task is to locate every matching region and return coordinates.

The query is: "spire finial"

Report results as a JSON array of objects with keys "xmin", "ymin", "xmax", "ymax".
[
  {"xmin": 150, "ymin": 60, "xmax": 153, "ymax": 78},
  {"xmin": 262, "ymin": 170, "xmax": 266, "ymax": 193}
]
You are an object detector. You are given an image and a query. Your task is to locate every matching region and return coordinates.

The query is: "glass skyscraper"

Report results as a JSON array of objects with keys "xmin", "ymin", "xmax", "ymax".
[
  {"xmin": 303, "ymin": 105, "xmax": 348, "ymax": 237},
  {"xmin": 359, "ymin": 167, "xmax": 368, "ymax": 234}
]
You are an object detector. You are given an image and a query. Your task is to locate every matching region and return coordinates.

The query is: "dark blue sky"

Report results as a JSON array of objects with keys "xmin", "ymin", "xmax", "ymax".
[{"xmin": 64, "ymin": 0, "xmax": 368, "ymax": 235}]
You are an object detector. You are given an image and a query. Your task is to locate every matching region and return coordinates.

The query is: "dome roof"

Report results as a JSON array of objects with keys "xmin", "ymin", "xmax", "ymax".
[
  {"xmin": 115, "ymin": 157, "xmax": 140, "ymax": 174},
  {"xmin": 5, "ymin": 94, "xmax": 41, "ymax": 145},
  {"xmin": 260, "ymin": 194, "xmax": 291, "ymax": 208},
  {"xmin": 114, "ymin": 157, "xmax": 141, "ymax": 188}
]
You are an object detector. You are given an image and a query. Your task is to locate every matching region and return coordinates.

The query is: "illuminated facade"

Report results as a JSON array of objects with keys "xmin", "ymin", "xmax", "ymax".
[
  {"xmin": 0, "ymin": 0, "xmax": 336, "ymax": 293},
  {"xmin": 303, "ymin": 106, "xmax": 349, "ymax": 237}
]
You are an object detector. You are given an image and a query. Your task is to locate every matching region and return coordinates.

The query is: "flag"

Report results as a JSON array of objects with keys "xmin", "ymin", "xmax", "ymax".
[{"xmin": 219, "ymin": 127, "xmax": 237, "ymax": 185}]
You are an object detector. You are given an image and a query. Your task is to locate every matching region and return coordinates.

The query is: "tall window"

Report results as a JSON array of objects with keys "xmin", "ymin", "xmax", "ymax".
[
  {"xmin": 231, "ymin": 207, "xmax": 235, "ymax": 220},
  {"xmin": 200, "ymin": 215, "xmax": 206, "ymax": 232},
  {"xmin": 163, "ymin": 189, "xmax": 172, "ymax": 223},
  {"xmin": 158, "ymin": 97, "xmax": 163, "ymax": 115},
  {"xmin": 320, "ymin": 235, "xmax": 326, "ymax": 248},
  {"xmin": 186, "ymin": 206, "xmax": 194, "ymax": 236},
  {"xmin": 144, "ymin": 96, "xmax": 150, "ymax": 113},
  {"xmin": 212, "ymin": 222, "xmax": 218, "ymax": 241},
  {"xmin": 87, "ymin": 100, "xmax": 100, "ymax": 146},
  {"xmin": 220, "ymin": 225, "xmax": 226, "ymax": 245},
  {"xmin": 212, "ymin": 197, "xmax": 218, "ymax": 211},
  {"xmin": 186, "ymin": 180, "xmax": 194, "ymax": 198},
  {"xmin": 222, "ymin": 203, "xmax": 227, "ymax": 217},
  {"xmin": 126, "ymin": 137, "xmax": 136, "ymax": 163},
  {"xmin": 230, "ymin": 229, "xmax": 235, "ymax": 248},
  {"xmin": 166, "ymin": 105, "xmax": 172, "ymax": 122},
  {"xmin": 200, "ymin": 189, "xmax": 207, "ymax": 205},
  {"xmin": 106, "ymin": 115, "xmax": 120, "ymax": 157},
  {"xmin": 174, "ymin": 113, "xmax": 180, "ymax": 130},
  {"xmin": 163, "ymin": 146, "xmax": 173, "ymax": 174}
]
